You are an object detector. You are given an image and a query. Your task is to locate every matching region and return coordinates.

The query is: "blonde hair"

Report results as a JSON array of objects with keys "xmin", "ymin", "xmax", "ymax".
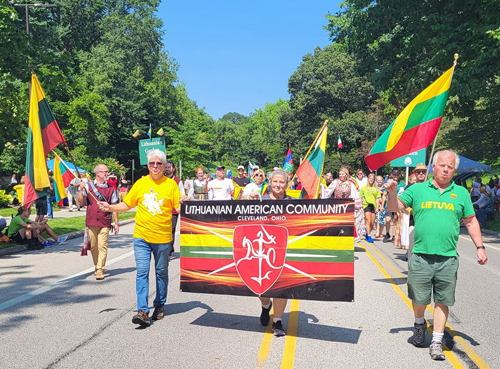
[{"xmin": 252, "ymin": 169, "xmax": 265, "ymax": 179}]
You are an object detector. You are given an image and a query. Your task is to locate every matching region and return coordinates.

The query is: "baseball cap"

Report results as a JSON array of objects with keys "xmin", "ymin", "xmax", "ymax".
[
  {"xmin": 253, "ymin": 165, "xmax": 260, "ymax": 170},
  {"xmin": 237, "ymin": 165, "xmax": 244, "ymax": 170},
  {"xmin": 391, "ymin": 169, "xmax": 400, "ymax": 175},
  {"xmin": 273, "ymin": 167, "xmax": 279, "ymax": 171},
  {"xmin": 216, "ymin": 165, "xmax": 225, "ymax": 170},
  {"xmin": 413, "ymin": 163, "xmax": 427, "ymax": 172}
]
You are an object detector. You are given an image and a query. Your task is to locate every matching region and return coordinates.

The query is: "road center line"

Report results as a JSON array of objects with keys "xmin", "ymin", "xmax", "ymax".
[
  {"xmin": 361, "ymin": 241, "xmax": 491, "ymax": 369},
  {"xmin": 0, "ymin": 250, "xmax": 135, "ymax": 312}
]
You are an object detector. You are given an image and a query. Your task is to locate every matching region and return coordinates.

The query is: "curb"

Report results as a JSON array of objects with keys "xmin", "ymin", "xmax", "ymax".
[
  {"xmin": 482, "ymin": 228, "xmax": 500, "ymax": 237},
  {"xmin": 0, "ymin": 218, "xmax": 135, "ymax": 257}
]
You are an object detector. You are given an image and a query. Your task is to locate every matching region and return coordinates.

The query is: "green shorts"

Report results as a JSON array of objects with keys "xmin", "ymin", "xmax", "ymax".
[{"xmin": 407, "ymin": 253, "xmax": 459, "ymax": 306}]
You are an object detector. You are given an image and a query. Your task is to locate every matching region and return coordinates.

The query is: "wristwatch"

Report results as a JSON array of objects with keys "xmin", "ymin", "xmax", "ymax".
[{"xmin": 476, "ymin": 245, "xmax": 485, "ymax": 250}]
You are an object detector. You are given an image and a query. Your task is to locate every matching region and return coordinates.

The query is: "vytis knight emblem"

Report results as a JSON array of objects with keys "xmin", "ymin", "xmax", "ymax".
[{"xmin": 233, "ymin": 225, "xmax": 288, "ymax": 295}]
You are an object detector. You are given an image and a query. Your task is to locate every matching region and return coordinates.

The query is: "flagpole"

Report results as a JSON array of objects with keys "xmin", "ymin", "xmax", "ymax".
[
  {"xmin": 425, "ymin": 54, "xmax": 459, "ymax": 181},
  {"xmin": 55, "ymin": 150, "xmax": 100, "ymax": 203},
  {"xmin": 287, "ymin": 120, "xmax": 328, "ymax": 190}
]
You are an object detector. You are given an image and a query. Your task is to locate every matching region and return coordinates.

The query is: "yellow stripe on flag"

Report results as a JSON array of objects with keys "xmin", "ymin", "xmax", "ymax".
[
  {"xmin": 30, "ymin": 74, "xmax": 49, "ymax": 191},
  {"xmin": 386, "ymin": 66, "xmax": 455, "ymax": 151},
  {"xmin": 53, "ymin": 154, "xmax": 67, "ymax": 202}
]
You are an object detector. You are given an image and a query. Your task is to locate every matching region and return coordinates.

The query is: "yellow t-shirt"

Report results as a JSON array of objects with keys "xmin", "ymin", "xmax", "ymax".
[{"xmin": 124, "ymin": 175, "xmax": 180, "ymax": 244}]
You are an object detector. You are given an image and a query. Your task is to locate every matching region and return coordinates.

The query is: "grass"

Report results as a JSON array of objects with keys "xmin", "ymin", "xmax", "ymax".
[
  {"xmin": 0, "ymin": 211, "xmax": 136, "ymax": 250},
  {"xmin": 0, "ymin": 205, "xmax": 61, "ymax": 218}
]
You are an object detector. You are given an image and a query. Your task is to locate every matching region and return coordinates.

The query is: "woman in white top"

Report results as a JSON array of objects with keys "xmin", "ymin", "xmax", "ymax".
[{"xmin": 241, "ymin": 169, "xmax": 266, "ymax": 199}]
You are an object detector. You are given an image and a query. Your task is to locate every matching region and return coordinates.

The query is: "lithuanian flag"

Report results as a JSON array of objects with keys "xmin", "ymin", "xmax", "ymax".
[
  {"xmin": 132, "ymin": 130, "xmax": 140, "ymax": 137},
  {"xmin": 157, "ymin": 127, "xmax": 164, "ymax": 136},
  {"xmin": 365, "ymin": 65, "xmax": 456, "ymax": 171},
  {"xmin": 53, "ymin": 153, "xmax": 77, "ymax": 205},
  {"xmin": 23, "ymin": 73, "xmax": 66, "ymax": 206},
  {"xmin": 296, "ymin": 125, "xmax": 328, "ymax": 199}
]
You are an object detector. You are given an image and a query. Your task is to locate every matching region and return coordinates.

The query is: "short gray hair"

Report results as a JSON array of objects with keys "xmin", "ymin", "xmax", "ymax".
[
  {"xmin": 432, "ymin": 150, "xmax": 460, "ymax": 169},
  {"xmin": 146, "ymin": 149, "xmax": 167, "ymax": 164}
]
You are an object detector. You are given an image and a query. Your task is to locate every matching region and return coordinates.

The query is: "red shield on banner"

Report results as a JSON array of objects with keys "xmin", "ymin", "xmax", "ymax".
[{"xmin": 233, "ymin": 225, "xmax": 288, "ymax": 295}]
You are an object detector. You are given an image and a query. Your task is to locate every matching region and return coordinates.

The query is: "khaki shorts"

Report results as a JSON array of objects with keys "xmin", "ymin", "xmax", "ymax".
[{"xmin": 407, "ymin": 253, "xmax": 459, "ymax": 306}]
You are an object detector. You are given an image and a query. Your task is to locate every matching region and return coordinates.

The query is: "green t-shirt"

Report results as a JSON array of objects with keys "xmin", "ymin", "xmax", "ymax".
[
  {"xmin": 7, "ymin": 215, "xmax": 31, "ymax": 238},
  {"xmin": 398, "ymin": 181, "xmax": 474, "ymax": 257},
  {"xmin": 359, "ymin": 185, "xmax": 381, "ymax": 208}
]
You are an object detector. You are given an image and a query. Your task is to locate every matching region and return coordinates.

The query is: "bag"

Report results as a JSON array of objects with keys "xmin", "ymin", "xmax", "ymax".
[{"xmin": 0, "ymin": 233, "xmax": 10, "ymax": 243}]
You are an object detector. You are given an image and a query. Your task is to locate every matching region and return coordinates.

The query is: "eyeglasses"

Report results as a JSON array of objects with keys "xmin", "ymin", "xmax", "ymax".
[
  {"xmin": 415, "ymin": 170, "xmax": 426, "ymax": 174},
  {"xmin": 254, "ymin": 174, "xmax": 264, "ymax": 178},
  {"xmin": 148, "ymin": 162, "xmax": 164, "ymax": 166},
  {"xmin": 99, "ymin": 171, "xmax": 109, "ymax": 174}
]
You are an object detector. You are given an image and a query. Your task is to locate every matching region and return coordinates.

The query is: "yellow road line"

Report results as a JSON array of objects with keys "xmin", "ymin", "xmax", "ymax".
[
  {"xmin": 281, "ymin": 300, "xmax": 300, "ymax": 369},
  {"xmin": 256, "ymin": 306, "xmax": 275, "ymax": 369},
  {"xmin": 361, "ymin": 240, "xmax": 491, "ymax": 369},
  {"xmin": 358, "ymin": 241, "xmax": 465, "ymax": 368}
]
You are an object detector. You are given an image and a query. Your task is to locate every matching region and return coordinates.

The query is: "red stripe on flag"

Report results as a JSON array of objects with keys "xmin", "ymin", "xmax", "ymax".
[
  {"xmin": 41, "ymin": 120, "xmax": 66, "ymax": 155},
  {"xmin": 295, "ymin": 159, "xmax": 317, "ymax": 199},
  {"xmin": 22, "ymin": 176, "xmax": 38, "ymax": 207},
  {"xmin": 365, "ymin": 117, "xmax": 442, "ymax": 171}
]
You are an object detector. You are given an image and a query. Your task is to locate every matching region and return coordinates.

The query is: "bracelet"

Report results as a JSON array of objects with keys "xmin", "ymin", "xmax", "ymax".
[{"xmin": 476, "ymin": 246, "xmax": 485, "ymax": 250}]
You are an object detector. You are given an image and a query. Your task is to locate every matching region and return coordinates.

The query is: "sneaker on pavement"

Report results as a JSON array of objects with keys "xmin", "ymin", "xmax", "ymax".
[
  {"xmin": 151, "ymin": 305, "xmax": 164, "ymax": 320},
  {"xmin": 42, "ymin": 241, "xmax": 55, "ymax": 247},
  {"xmin": 57, "ymin": 235, "xmax": 68, "ymax": 245},
  {"xmin": 272, "ymin": 320, "xmax": 286, "ymax": 337},
  {"xmin": 260, "ymin": 301, "xmax": 272, "ymax": 326},
  {"xmin": 95, "ymin": 269, "xmax": 104, "ymax": 280},
  {"xmin": 132, "ymin": 310, "xmax": 150, "ymax": 327},
  {"xmin": 429, "ymin": 341, "xmax": 446, "ymax": 360},
  {"xmin": 412, "ymin": 320, "xmax": 427, "ymax": 347},
  {"xmin": 365, "ymin": 235, "xmax": 374, "ymax": 243}
]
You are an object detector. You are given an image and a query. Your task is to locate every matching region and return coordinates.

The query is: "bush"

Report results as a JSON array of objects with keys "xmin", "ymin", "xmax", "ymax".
[{"xmin": 0, "ymin": 190, "xmax": 13, "ymax": 208}]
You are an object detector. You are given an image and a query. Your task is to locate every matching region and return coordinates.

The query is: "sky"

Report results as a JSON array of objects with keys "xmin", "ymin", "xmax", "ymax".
[{"xmin": 158, "ymin": 1, "xmax": 341, "ymax": 120}]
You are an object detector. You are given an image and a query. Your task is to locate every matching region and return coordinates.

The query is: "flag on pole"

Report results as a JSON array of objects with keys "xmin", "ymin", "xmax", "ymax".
[
  {"xmin": 133, "ymin": 130, "xmax": 140, "ymax": 137},
  {"xmin": 147, "ymin": 124, "xmax": 152, "ymax": 137},
  {"xmin": 283, "ymin": 147, "xmax": 294, "ymax": 171},
  {"xmin": 296, "ymin": 125, "xmax": 328, "ymax": 199},
  {"xmin": 52, "ymin": 153, "xmax": 77, "ymax": 205},
  {"xmin": 23, "ymin": 73, "xmax": 67, "ymax": 206},
  {"xmin": 157, "ymin": 127, "xmax": 164, "ymax": 136},
  {"xmin": 338, "ymin": 135, "xmax": 343, "ymax": 149},
  {"xmin": 365, "ymin": 64, "xmax": 456, "ymax": 171}
]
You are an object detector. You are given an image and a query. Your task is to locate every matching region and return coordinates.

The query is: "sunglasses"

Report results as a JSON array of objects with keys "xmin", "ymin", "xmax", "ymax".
[
  {"xmin": 415, "ymin": 170, "xmax": 426, "ymax": 174},
  {"xmin": 254, "ymin": 174, "xmax": 264, "ymax": 178},
  {"xmin": 148, "ymin": 162, "xmax": 164, "ymax": 166}
]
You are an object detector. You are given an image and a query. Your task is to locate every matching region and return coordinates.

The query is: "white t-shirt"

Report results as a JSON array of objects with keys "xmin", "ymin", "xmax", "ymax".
[
  {"xmin": 207, "ymin": 178, "xmax": 234, "ymax": 200},
  {"xmin": 241, "ymin": 182, "xmax": 264, "ymax": 199}
]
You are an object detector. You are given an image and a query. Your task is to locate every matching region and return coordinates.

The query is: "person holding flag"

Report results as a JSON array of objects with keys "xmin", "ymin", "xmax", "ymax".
[{"xmin": 78, "ymin": 164, "xmax": 119, "ymax": 280}]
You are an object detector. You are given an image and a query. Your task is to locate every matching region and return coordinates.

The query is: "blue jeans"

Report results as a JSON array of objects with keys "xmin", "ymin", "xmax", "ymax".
[
  {"xmin": 0, "ymin": 217, "xmax": 6, "ymax": 233},
  {"xmin": 133, "ymin": 238, "xmax": 172, "ymax": 313},
  {"xmin": 47, "ymin": 195, "xmax": 53, "ymax": 218}
]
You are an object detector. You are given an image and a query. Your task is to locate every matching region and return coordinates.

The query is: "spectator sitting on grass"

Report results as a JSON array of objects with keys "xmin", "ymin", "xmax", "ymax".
[
  {"xmin": 7, "ymin": 206, "xmax": 68, "ymax": 250},
  {"xmin": 475, "ymin": 192, "xmax": 495, "ymax": 228}
]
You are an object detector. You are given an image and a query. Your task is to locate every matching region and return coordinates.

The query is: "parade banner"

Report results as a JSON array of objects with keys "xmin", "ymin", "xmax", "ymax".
[{"xmin": 180, "ymin": 199, "xmax": 354, "ymax": 301}]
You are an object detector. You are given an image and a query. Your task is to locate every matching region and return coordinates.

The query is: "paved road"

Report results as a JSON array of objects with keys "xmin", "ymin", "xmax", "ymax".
[{"xmin": 0, "ymin": 222, "xmax": 497, "ymax": 369}]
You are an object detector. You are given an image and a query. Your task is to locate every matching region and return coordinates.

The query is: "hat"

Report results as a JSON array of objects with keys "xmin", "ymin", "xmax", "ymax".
[
  {"xmin": 237, "ymin": 165, "xmax": 244, "ymax": 170},
  {"xmin": 273, "ymin": 167, "xmax": 279, "ymax": 171},
  {"xmin": 253, "ymin": 165, "xmax": 260, "ymax": 170},
  {"xmin": 216, "ymin": 165, "xmax": 225, "ymax": 170},
  {"xmin": 391, "ymin": 169, "xmax": 400, "ymax": 175},
  {"xmin": 413, "ymin": 163, "xmax": 427, "ymax": 172}
]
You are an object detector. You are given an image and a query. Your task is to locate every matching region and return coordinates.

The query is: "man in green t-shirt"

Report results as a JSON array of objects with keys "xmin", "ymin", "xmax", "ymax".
[{"xmin": 386, "ymin": 150, "xmax": 488, "ymax": 361}]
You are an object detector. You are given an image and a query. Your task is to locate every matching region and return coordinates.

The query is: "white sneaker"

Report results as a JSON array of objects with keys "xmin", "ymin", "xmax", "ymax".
[{"xmin": 57, "ymin": 235, "xmax": 68, "ymax": 245}]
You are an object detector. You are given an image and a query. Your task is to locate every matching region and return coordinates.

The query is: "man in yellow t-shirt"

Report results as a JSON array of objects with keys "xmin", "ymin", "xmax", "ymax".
[{"xmin": 99, "ymin": 149, "xmax": 185, "ymax": 327}]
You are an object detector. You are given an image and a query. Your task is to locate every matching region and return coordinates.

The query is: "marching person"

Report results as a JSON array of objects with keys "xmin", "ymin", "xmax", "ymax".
[
  {"xmin": 233, "ymin": 165, "xmax": 250, "ymax": 187},
  {"xmin": 203, "ymin": 165, "xmax": 234, "ymax": 200},
  {"xmin": 258, "ymin": 169, "xmax": 294, "ymax": 336},
  {"xmin": 67, "ymin": 174, "xmax": 82, "ymax": 212},
  {"xmin": 359, "ymin": 173, "xmax": 381, "ymax": 243},
  {"xmin": 78, "ymin": 164, "xmax": 119, "ymax": 280},
  {"xmin": 98, "ymin": 149, "xmax": 186, "ymax": 327},
  {"xmin": 188, "ymin": 167, "xmax": 208, "ymax": 200},
  {"xmin": 241, "ymin": 169, "xmax": 266, "ymax": 199},
  {"xmin": 386, "ymin": 150, "xmax": 488, "ymax": 361}
]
